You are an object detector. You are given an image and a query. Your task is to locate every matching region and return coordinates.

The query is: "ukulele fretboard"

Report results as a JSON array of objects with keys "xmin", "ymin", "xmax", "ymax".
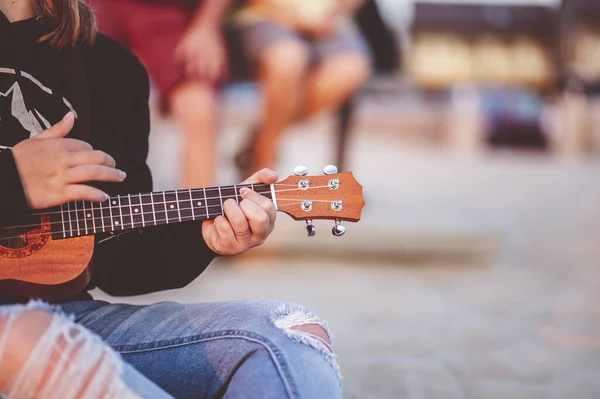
[{"xmin": 50, "ymin": 184, "xmax": 273, "ymax": 239}]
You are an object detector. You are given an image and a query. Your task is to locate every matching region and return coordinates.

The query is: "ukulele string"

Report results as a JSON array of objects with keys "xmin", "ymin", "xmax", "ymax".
[
  {"xmin": 0, "ymin": 196, "xmax": 332, "ymax": 238},
  {"xmin": 0, "ymin": 201, "xmax": 315, "ymax": 241},
  {"xmin": 28, "ymin": 184, "xmax": 332, "ymax": 218}
]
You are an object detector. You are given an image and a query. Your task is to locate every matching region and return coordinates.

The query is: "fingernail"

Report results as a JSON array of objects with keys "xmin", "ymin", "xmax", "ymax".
[
  {"xmin": 119, "ymin": 170, "xmax": 127, "ymax": 180},
  {"xmin": 102, "ymin": 193, "xmax": 110, "ymax": 201},
  {"xmin": 240, "ymin": 188, "xmax": 252, "ymax": 197}
]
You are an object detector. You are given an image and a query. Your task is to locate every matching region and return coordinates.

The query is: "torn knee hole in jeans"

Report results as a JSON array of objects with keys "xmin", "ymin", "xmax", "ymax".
[
  {"xmin": 271, "ymin": 304, "xmax": 342, "ymax": 383},
  {"xmin": 0, "ymin": 301, "xmax": 140, "ymax": 399}
]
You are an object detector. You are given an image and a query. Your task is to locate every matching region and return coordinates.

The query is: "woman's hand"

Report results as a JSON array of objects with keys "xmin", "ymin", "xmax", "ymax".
[
  {"xmin": 175, "ymin": 23, "xmax": 228, "ymax": 84},
  {"xmin": 11, "ymin": 113, "xmax": 126, "ymax": 210},
  {"xmin": 202, "ymin": 169, "xmax": 278, "ymax": 256}
]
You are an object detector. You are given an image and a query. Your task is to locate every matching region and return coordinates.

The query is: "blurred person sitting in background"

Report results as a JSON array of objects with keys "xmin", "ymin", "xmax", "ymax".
[
  {"xmin": 90, "ymin": 0, "xmax": 234, "ymax": 188},
  {"xmin": 234, "ymin": 0, "xmax": 372, "ymax": 175}
]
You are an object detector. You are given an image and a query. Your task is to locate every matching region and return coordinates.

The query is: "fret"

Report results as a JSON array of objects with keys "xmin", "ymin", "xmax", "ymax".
[
  {"xmin": 238, "ymin": 184, "xmax": 251, "ymax": 203},
  {"xmin": 109, "ymin": 197, "xmax": 123, "ymax": 231},
  {"xmin": 218, "ymin": 186, "xmax": 224, "ymax": 215},
  {"xmin": 128, "ymin": 194, "xmax": 136, "ymax": 229},
  {"xmin": 238, "ymin": 184, "xmax": 253, "ymax": 203},
  {"xmin": 120, "ymin": 195, "xmax": 133, "ymax": 230},
  {"xmin": 88, "ymin": 201, "xmax": 97, "ymax": 234},
  {"xmin": 178, "ymin": 190, "xmax": 194, "ymax": 221},
  {"xmin": 234, "ymin": 185, "xmax": 239, "ymax": 205},
  {"xmin": 72, "ymin": 202, "xmax": 80, "ymax": 236},
  {"xmin": 205, "ymin": 188, "xmax": 222, "ymax": 218},
  {"xmin": 190, "ymin": 189, "xmax": 206, "ymax": 220},
  {"xmin": 60, "ymin": 204, "xmax": 67, "ymax": 238},
  {"xmin": 130, "ymin": 194, "xmax": 144, "ymax": 229},
  {"xmin": 118, "ymin": 197, "xmax": 124, "ymax": 230},
  {"xmin": 82, "ymin": 201, "xmax": 89, "ymax": 235},
  {"xmin": 79, "ymin": 201, "xmax": 89, "ymax": 235},
  {"xmin": 164, "ymin": 191, "xmax": 179, "ymax": 223},
  {"xmin": 220, "ymin": 186, "xmax": 237, "ymax": 206},
  {"xmin": 203, "ymin": 188, "xmax": 209, "ymax": 219},
  {"xmin": 254, "ymin": 184, "xmax": 272, "ymax": 200},
  {"xmin": 66, "ymin": 202, "xmax": 73, "ymax": 237},
  {"xmin": 93, "ymin": 199, "xmax": 105, "ymax": 233},
  {"xmin": 107, "ymin": 197, "xmax": 114, "ymax": 231},
  {"xmin": 101, "ymin": 199, "xmax": 112, "ymax": 233},
  {"xmin": 72, "ymin": 201, "xmax": 80, "ymax": 236},
  {"xmin": 162, "ymin": 191, "xmax": 170, "ymax": 224},
  {"xmin": 149, "ymin": 193, "xmax": 157, "ymax": 226},
  {"xmin": 153, "ymin": 192, "xmax": 167, "ymax": 225},
  {"xmin": 238, "ymin": 184, "xmax": 248, "ymax": 203},
  {"xmin": 141, "ymin": 193, "xmax": 154, "ymax": 226},
  {"xmin": 74, "ymin": 201, "xmax": 86, "ymax": 236},
  {"xmin": 174, "ymin": 190, "xmax": 183, "ymax": 222},
  {"xmin": 188, "ymin": 189, "xmax": 196, "ymax": 220}
]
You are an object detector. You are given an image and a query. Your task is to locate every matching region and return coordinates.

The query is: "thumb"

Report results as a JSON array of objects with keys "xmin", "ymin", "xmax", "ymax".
[{"xmin": 35, "ymin": 112, "xmax": 75, "ymax": 140}]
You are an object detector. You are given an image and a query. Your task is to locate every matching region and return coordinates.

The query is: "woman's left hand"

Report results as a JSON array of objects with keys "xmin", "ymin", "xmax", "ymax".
[
  {"xmin": 202, "ymin": 169, "xmax": 278, "ymax": 256},
  {"xmin": 175, "ymin": 23, "xmax": 228, "ymax": 84}
]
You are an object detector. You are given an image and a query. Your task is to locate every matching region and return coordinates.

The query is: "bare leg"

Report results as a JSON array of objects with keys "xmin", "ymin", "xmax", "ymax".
[
  {"xmin": 252, "ymin": 40, "xmax": 310, "ymax": 171},
  {"xmin": 303, "ymin": 53, "xmax": 371, "ymax": 118},
  {"xmin": 169, "ymin": 82, "xmax": 218, "ymax": 188}
]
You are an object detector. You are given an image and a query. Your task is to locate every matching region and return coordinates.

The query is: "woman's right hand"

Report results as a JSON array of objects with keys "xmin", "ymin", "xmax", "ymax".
[{"xmin": 11, "ymin": 113, "xmax": 126, "ymax": 210}]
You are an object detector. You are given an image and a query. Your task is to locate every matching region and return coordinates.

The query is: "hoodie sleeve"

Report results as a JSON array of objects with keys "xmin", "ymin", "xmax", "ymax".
[
  {"xmin": 0, "ymin": 148, "xmax": 30, "ymax": 222},
  {"xmin": 85, "ymin": 36, "xmax": 218, "ymax": 296}
]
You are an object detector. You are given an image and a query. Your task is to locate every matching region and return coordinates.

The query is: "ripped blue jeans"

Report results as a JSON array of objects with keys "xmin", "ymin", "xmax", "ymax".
[{"xmin": 0, "ymin": 300, "xmax": 342, "ymax": 399}]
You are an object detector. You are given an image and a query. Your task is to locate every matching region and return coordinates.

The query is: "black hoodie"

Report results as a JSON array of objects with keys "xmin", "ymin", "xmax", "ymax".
[{"xmin": 0, "ymin": 12, "xmax": 217, "ymax": 302}]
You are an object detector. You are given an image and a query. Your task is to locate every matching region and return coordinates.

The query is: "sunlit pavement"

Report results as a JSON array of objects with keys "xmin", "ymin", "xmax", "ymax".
[{"xmin": 93, "ymin": 88, "xmax": 600, "ymax": 398}]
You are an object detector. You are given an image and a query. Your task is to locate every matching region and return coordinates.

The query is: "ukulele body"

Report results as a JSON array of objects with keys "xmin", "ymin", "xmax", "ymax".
[{"xmin": 0, "ymin": 216, "xmax": 94, "ymax": 301}]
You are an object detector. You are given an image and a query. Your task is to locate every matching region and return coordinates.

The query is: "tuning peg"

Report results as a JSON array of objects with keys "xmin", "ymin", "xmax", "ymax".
[
  {"xmin": 332, "ymin": 220, "xmax": 346, "ymax": 237},
  {"xmin": 306, "ymin": 220, "xmax": 316, "ymax": 237},
  {"xmin": 323, "ymin": 165, "xmax": 338, "ymax": 175},
  {"xmin": 294, "ymin": 166, "xmax": 308, "ymax": 176}
]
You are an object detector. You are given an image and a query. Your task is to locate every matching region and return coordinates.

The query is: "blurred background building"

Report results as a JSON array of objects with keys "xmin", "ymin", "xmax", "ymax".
[{"xmin": 92, "ymin": 1, "xmax": 600, "ymax": 398}]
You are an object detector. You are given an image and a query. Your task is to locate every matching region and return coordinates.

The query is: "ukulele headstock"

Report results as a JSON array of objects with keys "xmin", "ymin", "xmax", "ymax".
[{"xmin": 274, "ymin": 166, "xmax": 365, "ymax": 237}]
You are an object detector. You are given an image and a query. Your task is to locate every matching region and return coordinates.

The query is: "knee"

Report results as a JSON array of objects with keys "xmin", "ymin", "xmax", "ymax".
[
  {"xmin": 325, "ymin": 53, "xmax": 372, "ymax": 89},
  {"xmin": 291, "ymin": 324, "xmax": 331, "ymax": 349},
  {"xmin": 270, "ymin": 303, "xmax": 333, "ymax": 349},
  {"xmin": 260, "ymin": 40, "xmax": 310, "ymax": 82},
  {"xmin": 170, "ymin": 82, "xmax": 219, "ymax": 118},
  {"xmin": 269, "ymin": 302, "xmax": 341, "ymax": 381}
]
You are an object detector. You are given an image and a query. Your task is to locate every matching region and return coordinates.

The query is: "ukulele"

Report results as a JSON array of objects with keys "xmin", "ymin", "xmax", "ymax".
[{"xmin": 0, "ymin": 166, "xmax": 365, "ymax": 301}]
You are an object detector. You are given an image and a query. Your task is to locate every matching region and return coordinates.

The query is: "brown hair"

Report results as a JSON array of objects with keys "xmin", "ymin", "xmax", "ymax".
[{"xmin": 33, "ymin": 0, "xmax": 97, "ymax": 49}]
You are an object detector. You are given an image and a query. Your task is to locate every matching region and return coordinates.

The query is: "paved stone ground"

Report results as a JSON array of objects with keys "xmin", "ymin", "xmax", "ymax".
[{"xmin": 92, "ymin": 90, "xmax": 600, "ymax": 398}]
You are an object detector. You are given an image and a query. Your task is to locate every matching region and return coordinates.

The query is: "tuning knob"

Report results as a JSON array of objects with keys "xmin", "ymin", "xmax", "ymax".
[
  {"xmin": 294, "ymin": 166, "xmax": 308, "ymax": 176},
  {"xmin": 323, "ymin": 165, "xmax": 338, "ymax": 175},
  {"xmin": 332, "ymin": 220, "xmax": 346, "ymax": 237},
  {"xmin": 306, "ymin": 220, "xmax": 316, "ymax": 237}
]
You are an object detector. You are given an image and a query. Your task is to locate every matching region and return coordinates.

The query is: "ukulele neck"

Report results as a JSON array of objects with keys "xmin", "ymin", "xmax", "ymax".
[{"xmin": 49, "ymin": 184, "xmax": 274, "ymax": 240}]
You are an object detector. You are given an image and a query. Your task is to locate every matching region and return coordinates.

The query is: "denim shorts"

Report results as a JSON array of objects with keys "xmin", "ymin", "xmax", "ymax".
[{"xmin": 241, "ymin": 20, "xmax": 372, "ymax": 66}]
